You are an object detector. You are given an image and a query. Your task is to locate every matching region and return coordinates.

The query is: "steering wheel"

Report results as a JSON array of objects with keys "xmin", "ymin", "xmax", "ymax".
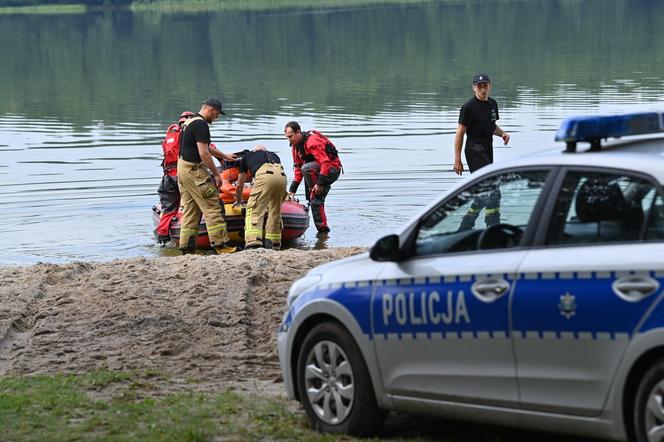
[{"xmin": 476, "ymin": 223, "xmax": 523, "ymax": 250}]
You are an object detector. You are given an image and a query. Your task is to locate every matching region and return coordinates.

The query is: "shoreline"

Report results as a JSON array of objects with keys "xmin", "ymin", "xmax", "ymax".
[{"xmin": 0, "ymin": 247, "xmax": 365, "ymax": 385}]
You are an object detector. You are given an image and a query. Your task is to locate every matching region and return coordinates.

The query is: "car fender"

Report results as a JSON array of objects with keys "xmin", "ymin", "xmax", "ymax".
[
  {"xmin": 605, "ymin": 292, "xmax": 664, "ymax": 440},
  {"xmin": 286, "ymin": 295, "xmax": 392, "ymax": 410}
]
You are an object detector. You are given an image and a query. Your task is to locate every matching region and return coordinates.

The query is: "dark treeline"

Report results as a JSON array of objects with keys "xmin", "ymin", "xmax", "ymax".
[
  {"xmin": 0, "ymin": 0, "xmax": 130, "ymax": 5},
  {"xmin": 0, "ymin": 0, "xmax": 662, "ymax": 127}
]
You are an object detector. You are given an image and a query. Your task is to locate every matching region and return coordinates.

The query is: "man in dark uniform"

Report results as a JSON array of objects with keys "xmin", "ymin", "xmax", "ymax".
[
  {"xmin": 453, "ymin": 74, "xmax": 510, "ymax": 229},
  {"xmin": 177, "ymin": 97, "xmax": 237, "ymax": 254},
  {"xmin": 233, "ymin": 146, "xmax": 287, "ymax": 250}
]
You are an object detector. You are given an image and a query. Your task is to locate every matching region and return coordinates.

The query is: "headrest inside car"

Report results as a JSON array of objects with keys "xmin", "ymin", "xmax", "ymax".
[{"xmin": 575, "ymin": 178, "xmax": 626, "ymax": 223}]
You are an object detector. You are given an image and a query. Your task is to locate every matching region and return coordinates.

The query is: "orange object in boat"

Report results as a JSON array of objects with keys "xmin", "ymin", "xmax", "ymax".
[
  {"xmin": 219, "ymin": 181, "xmax": 252, "ymax": 203},
  {"xmin": 219, "ymin": 166, "xmax": 252, "ymax": 203}
]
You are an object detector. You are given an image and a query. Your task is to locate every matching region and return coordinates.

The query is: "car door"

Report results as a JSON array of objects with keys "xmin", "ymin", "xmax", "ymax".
[
  {"xmin": 371, "ymin": 168, "xmax": 553, "ymax": 407},
  {"xmin": 512, "ymin": 169, "xmax": 664, "ymax": 416}
]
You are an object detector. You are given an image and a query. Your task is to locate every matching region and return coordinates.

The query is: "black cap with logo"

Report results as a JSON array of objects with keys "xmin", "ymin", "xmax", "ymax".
[
  {"xmin": 472, "ymin": 73, "xmax": 491, "ymax": 85},
  {"xmin": 203, "ymin": 97, "xmax": 226, "ymax": 115}
]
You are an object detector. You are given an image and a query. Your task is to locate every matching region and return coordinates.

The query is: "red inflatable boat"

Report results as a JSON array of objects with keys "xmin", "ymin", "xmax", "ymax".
[{"xmin": 152, "ymin": 200, "xmax": 309, "ymax": 249}]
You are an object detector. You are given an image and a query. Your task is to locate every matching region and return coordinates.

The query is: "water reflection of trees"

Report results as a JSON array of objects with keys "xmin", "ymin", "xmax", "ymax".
[{"xmin": 0, "ymin": 0, "xmax": 662, "ymax": 124}]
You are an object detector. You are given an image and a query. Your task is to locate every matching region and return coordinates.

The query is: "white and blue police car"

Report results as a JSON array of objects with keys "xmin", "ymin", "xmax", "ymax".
[{"xmin": 277, "ymin": 112, "xmax": 664, "ymax": 441}]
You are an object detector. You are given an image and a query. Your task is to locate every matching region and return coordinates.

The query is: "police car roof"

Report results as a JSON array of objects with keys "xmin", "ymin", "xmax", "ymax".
[{"xmin": 504, "ymin": 136, "xmax": 664, "ymax": 184}]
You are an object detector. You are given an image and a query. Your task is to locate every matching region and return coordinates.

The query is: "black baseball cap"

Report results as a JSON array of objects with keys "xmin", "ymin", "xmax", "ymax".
[
  {"xmin": 472, "ymin": 73, "xmax": 491, "ymax": 85},
  {"xmin": 203, "ymin": 97, "xmax": 226, "ymax": 114}
]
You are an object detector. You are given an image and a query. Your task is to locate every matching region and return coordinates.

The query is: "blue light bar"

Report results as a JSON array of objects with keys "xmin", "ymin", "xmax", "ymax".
[{"xmin": 555, "ymin": 112, "xmax": 664, "ymax": 152}]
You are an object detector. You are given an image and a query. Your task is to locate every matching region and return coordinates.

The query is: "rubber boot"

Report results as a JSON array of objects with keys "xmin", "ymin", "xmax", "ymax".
[
  {"xmin": 458, "ymin": 208, "xmax": 480, "ymax": 231},
  {"xmin": 485, "ymin": 210, "xmax": 501, "ymax": 227}
]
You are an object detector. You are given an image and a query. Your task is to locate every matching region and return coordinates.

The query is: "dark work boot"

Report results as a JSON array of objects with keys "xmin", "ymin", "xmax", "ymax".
[
  {"xmin": 485, "ymin": 210, "xmax": 501, "ymax": 227},
  {"xmin": 157, "ymin": 234, "xmax": 170, "ymax": 246},
  {"xmin": 458, "ymin": 209, "xmax": 480, "ymax": 231}
]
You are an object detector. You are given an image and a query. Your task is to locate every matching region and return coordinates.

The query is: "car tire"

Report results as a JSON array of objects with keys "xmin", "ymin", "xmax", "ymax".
[
  {"xmin": 296, "ymin": 321, "xmax": 384, "ymax": 436},
  {"xmin": 634, "ymin": 358, "xmax": 664, "ymax": 442}
]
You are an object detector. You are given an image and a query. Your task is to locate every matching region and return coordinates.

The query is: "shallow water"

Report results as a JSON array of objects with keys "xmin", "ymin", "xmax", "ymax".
[{"xmin": 1, "ymin": 0, "xmax": 663, "ymax": 264}]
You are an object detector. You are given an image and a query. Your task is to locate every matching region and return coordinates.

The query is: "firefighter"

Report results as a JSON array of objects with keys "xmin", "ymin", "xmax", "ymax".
[
  {"xmin": 156, "ymin": 111, "xmax": 195, "ymax": 245},
  {"xmin": 284, "ymin": 121, "xmax": 342, "ymax": 234},
  {"xmin": 233, "ymin": 146, "xmax": 287, "ymax": 250},
  {"xmin": 177, "ymin": 97, "xmax": 237, "ymax": 254}
]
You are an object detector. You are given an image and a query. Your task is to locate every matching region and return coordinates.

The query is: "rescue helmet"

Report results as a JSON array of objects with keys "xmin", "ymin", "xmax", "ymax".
[{"xmin": 178, "ymin": 111, "xmax": 195, "ymax": 124}]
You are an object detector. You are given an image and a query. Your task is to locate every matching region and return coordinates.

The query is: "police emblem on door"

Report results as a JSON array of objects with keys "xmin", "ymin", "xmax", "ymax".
[{"xmin": 558, "ymin": 292, "xmax": 577, "ymax": 319}]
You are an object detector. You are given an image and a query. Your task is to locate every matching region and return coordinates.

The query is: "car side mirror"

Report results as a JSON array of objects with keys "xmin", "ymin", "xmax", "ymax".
[{"xmin": 370, "ymin": 234, "xmax": 401, "ymax": 262}]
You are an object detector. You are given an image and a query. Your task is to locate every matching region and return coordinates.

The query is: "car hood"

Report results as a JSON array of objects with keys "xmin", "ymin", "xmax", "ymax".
[{"xmin": 307, "ymin": 251, "xmax": 386, "ymax": 285}]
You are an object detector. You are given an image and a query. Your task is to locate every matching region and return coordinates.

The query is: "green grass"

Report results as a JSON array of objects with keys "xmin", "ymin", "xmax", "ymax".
[
  {"xmin": 0, "ymin": 370, "xmax": 356, "ymax": 441},
  {"xmin": 0, "ymin": 4, "xmax": 85, "ymax": 14}
]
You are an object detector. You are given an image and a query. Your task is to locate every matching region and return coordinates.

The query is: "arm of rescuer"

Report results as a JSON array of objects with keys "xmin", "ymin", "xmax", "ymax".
[
  {"xmin": 197, "ymin": 141, "xmax": 224, "ymax": 189},
  {"xmin": 208, "ymin": 144, "xmax": 237, "ymax": 162},
  {"xmin": 453, "ymin": 123, "xmax": 467, "ymax": 176},
  {"xmin": 296, "ymin": 137, "xmax": 336, "ymax": 197},
  {"xmin": 287, "ymin": 149, "xmax": 304, "ymax": 200},
  {"xmin": 233, "ymin": 172, "xmax": 246, "ymax": 207}
]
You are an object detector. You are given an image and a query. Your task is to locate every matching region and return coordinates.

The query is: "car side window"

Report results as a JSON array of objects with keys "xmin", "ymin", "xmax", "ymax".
[
  {"xmin": 645, "ymin": 193, "xmax": 664, "ymax": 240},
  {"xmin": 414, "ymin": 170, "xmax": 550, "ymax": 256},
  {"xmin": 546, "ymin": 171, "xmax": 657, "ymax": 245}
]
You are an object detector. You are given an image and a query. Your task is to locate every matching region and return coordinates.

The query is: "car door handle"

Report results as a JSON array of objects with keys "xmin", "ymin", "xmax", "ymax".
[
  {"xmin": 471, "ymin": 278, "xmax": 510, "ymax": 303},
  {"xmin": 612, "ymin": 276, "xmax": 660, "ymax": 302}
]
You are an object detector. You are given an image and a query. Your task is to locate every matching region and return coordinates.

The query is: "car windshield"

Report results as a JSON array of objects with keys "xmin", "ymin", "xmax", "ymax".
[{"xmin": 415, "ymin": 170, "xmax": 550, "ymax": 256}]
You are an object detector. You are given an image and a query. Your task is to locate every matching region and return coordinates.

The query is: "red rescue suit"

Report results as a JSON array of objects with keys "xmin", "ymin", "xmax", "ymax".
[
  {"xmin": 156, "ymin": 123, "xmax": 183, "ymax": 240},
  {"xmin": 289, "ymin": 130, "xmax": 342, "ymax": 232},
  {"xmin": 290, "ymin": 130, "xmax": 342, "ymax": 188}
]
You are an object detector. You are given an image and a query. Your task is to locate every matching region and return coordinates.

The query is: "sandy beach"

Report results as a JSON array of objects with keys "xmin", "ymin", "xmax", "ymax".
[{"xmin": 0, "ymin": 247, "xmax": 365, "ymax": 392}]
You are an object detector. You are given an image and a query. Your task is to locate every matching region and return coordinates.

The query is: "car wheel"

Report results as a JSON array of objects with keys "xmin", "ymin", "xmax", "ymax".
[
  {"xmin": 296, "ymin": 321, "xmax": 384, "ymax": 436},
  {"xmin": 634, "ymin": 359, "xmax": 664, "ymax": 442}
]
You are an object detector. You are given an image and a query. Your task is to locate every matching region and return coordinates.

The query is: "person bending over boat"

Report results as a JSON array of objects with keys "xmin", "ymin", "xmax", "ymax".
[
  {"xmin": 233, "ymin": 146, "xmax": 287, "ymax": 250},
  {"xmin": 177, "ymin": 97, "xmax": 237, "ymax": 254},
  {"xmin": 284, "ymin": 122, "xmax": 342, "ymax": 234}
]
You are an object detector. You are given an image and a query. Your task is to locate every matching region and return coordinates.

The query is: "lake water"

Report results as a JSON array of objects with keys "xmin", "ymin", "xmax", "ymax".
[{"xmin": 1, "ymin": 0, "xmax": 663, "ymax": 264}]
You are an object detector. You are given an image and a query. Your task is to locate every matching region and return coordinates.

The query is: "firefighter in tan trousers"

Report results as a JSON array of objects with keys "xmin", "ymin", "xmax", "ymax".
[
  {"xmin": 177, "ymin": 97, "xmax": 237, "ymax": 254},
  {"xmin": 234, "ymin": 146, "xmax": 287, "ymax": 250}
]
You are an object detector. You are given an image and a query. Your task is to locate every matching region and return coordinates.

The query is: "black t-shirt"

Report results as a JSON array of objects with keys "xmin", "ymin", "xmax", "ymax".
[
  {"xmin": 239, "ymin": 150, "xmax": 281, "ymax": 176},
  {"xmin": 179, "ymin": 115, "xmax": 210, "ymax": 163},
  {"xmin": 458, "ymin": 96, "xmax": 499, "ymax": 147}
]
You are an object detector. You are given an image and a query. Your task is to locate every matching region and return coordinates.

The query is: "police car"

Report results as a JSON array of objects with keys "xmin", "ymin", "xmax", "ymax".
[{"xmin": 277, "ymin": 112, "xmax": 664, "ymax": 441}]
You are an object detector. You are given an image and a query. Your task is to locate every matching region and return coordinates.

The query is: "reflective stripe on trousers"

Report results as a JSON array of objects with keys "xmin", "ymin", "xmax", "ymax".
[
  {"xmin": 244, "ymin": 163, "xmax": 287, "ymax": 247},
  {"xmin": 177, "ymin": 158, "xmax": 228, "ymax": 249}
]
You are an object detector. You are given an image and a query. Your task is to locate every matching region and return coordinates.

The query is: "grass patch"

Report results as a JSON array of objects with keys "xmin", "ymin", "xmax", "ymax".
[
  {"xmin": 0, "ymin": 4, "xmax": 85, "ymax": 14},
  {"xmin": 0, "ymin": 371, "xmax": 366, "ymax": 441}
]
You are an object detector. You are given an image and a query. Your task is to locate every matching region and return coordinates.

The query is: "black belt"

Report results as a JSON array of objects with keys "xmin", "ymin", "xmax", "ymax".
[
  {"xmin": 258, "ymin": 163, "xmax": 283, "ymax": 174},
  {"xmin": 258, "ymin": 170, "xmax": 286, "ymax": 176}
]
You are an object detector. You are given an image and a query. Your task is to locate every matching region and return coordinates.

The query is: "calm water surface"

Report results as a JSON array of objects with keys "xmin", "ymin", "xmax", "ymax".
[{"xmin": 1, "ymin": 0, "xmax": 663, "ymax": 264}]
